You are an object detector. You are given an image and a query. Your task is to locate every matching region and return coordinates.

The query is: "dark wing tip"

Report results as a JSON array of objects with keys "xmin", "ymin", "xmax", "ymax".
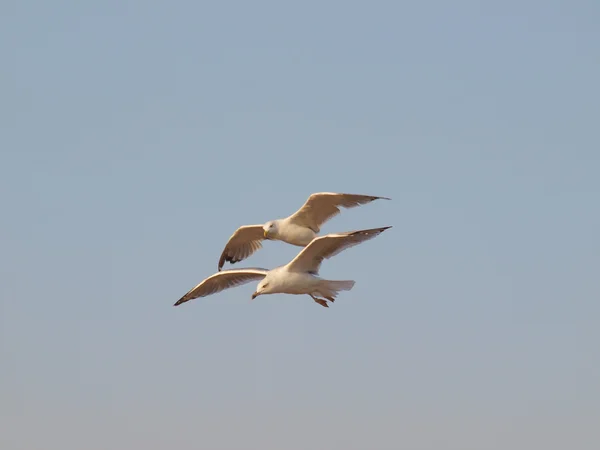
[
  {"xmin": 338, "ymin": 193, "xmax": 391, "ymax": 202},
  {"xmin": 368, "ymin": 225, "xmax": 392, "ymax": 235},
  {"xmin": 218, "ymin": 247, "xmax": 246, "ymax": 271},
  {"xmin": 173, "ymin": 297, "xmax": 187, "ymax": 306},
  {"xmin": 218, "ymin": 248, "xmax": 229, "ymax": 271},
  {"xmin": 349, "ymin": 226, "xmax": 392, "ymax": 237}
]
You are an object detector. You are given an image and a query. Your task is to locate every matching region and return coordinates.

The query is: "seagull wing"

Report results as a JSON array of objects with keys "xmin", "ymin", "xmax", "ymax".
[
  {"xmin": 286, "ymin": 192, "xmax": 390, "ymax": 233},
  {"xmin": 174, "ymin": 268, "xmax": 269, "ymax": 306},
  {"xmin": 217, "ymin": 225, "xmax": 265, "ymax": 271},
  {"xmin": 285, "ymin": 226, "xmax": 392, "ymax": 274}
]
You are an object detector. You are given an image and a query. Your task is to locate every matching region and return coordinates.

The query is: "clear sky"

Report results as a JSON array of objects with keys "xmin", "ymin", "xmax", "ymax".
[{"xmin": 1, "ymin": 1, "xmax": 599, "ymax": 449}]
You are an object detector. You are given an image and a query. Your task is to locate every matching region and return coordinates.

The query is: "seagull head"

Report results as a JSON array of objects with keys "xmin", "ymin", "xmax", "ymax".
[
  {"xmin": 251, "ymin": 280, "xmax": 271, "ymax": 300},
  {"xmin": 262, "ymin": 221, "xmax": 277, "ymax": 239}
]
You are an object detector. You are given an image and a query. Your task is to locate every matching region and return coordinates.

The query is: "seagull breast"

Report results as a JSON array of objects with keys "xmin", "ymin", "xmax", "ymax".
[{"xmin": 277, "ymin": 221, "xmax": 317, "ymax": 246}]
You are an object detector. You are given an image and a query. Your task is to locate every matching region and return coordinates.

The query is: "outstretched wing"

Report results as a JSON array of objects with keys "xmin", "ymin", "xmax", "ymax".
[
  {"xmin": 285, "ymin": 226, "xmax": 391, "ymax": 274},
  {"xmin": 217, "ymin": 225, "xmax": 265, "ymax": 271},
  {"xmin": 174, "ymin": 268, "xmax": 268, "ymax": 306},
  {"xmin": 286, "ymin": 193, "xmax": 390, "ymax": 233}
]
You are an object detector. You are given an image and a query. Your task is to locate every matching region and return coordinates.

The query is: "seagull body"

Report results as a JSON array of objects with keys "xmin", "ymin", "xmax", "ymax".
[
  {"xmin": 265, "ymin": 220, "xmax": 317, "ymax": 247},
  {"xmin": 176, "ymin": 226, "xmax": 391, "ymax": 308},
  {"xmin": 217, "ymin": 192, "xmax": 390, "ymax": 271}
]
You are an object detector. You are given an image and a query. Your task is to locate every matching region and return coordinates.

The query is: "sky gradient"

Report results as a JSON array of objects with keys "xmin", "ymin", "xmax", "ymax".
[{"xmin": 1, "ymin": 1, "xmax": 599, "ymax": 449}]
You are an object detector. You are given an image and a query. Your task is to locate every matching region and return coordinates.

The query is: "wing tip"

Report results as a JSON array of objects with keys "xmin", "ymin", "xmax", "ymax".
[
  {"xmin": 349, "ymin": 225, "xmax": 392, "ymax": 236},
  {"xmin": 310, "ymin": 192, "xmax": 391, "ymax": 200},
  {"xmin": 365, "ymin": 195, "xmax": 391, "ymax": 201}
]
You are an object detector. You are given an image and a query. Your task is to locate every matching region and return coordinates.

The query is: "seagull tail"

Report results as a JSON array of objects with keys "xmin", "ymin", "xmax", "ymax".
[
  {"xmin": 317, "ymin": 279, "xmax": 355, "ymax": 301},
  {"xmin": 325, "ymin": 280, "xmax": 355, "ymax": 292}
]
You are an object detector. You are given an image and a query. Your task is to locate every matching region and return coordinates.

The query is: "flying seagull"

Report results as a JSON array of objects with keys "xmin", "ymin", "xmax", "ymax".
[
  {"xmin": 217, "ymin": 192, "xmax": 390, "ymax": 271},
  {"xmin": 175, "ymin": 226, "xmax": 391, "ymax": 308}
]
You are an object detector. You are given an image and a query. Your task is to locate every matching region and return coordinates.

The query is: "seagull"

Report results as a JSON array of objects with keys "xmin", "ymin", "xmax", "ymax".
[
  {"xmin": 217, "ymin": 192, "xmax": 390, "ymax": 271},
  {"xmin": 175, "ymin": 226, "xmax": 391, "ymax": 308}
]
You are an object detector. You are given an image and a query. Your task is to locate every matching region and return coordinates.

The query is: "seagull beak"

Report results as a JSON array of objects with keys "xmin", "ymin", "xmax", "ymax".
[
  {"xmin": 251, "ymin": 292, "xmax": 259, "ymax": 300},
  {"xmin": 263, "ymin": 230, "xmax": 268, "ymax": 239}
]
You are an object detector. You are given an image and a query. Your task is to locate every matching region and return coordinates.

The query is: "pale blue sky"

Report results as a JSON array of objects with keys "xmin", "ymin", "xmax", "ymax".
[{"xmin": 1, "ymin": 1, "xmax": 599, "ymax": 449}]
